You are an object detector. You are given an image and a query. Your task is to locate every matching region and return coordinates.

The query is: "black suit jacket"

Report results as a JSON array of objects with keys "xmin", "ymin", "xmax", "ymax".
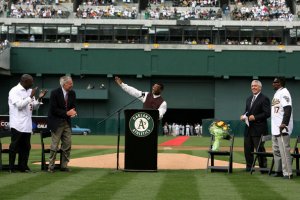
[
  {"xmin": 244, "ymin": 93, "xmax": 270, "ymax": 137},
  {"xmin": 47, "ymin": 87, "xmax": 76, "ymax": 132}
]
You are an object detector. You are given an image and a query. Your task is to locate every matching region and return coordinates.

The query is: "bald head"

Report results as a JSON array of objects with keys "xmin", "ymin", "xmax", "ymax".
[{"xmin": 20, "ymin": 74, "xmax": 33, "ymax": 90}]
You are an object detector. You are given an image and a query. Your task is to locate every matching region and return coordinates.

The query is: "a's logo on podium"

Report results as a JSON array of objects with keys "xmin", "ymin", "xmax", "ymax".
[{"xmin": 129, "ymin": 112, "xmax": 154, "ymax": 137}]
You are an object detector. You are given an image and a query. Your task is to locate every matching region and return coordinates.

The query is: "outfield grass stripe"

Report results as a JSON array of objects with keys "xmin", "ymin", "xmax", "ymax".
[
  {"xmin": 196, "ymin": 172, "xmax": 241, "ymax": 199},
  {"xmin": 16, "ymin": 169, "xmax": 108, "ymax": 200},
  {"xmin": 156, "ymin": 170, "xmax": 200, "ymax": 200},
  {"xmin": 256, "ymin": 174, "xmax": 300, "ymax": 200},
  {"xmin": 64, "ymin": 170, "xmax": 139, "ymax": 200},
  {"xmin": 71, "ymin": 149, "xmax": 116, "ymax": 158},
  {"xmin": 228, "ymin": 172, "xmax": 286, "ymax": 200},
  {"xmin": 0, "ymin": 172, "xmax": 40, "ymax": 188},
  {"xmin": 111, "ymin": 172, "xmax": 166, "ymax": 200},
  {"xmin": 0, "ymin": 170, "xmax": 75, "ymax": 199}
]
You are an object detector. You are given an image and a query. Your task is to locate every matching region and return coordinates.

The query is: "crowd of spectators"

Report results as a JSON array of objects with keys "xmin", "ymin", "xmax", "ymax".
[
  {"xmin": 145, "ymin": 6, "xmax": 222, "ymax": 20},
  {"xmin": 76, "ymin": 5, "xmax": 137, "ymax": 19},
  {"xmin": 223, "ymin": 37, "xmax": 283, "ymax": 45},
  {"xmin": 230, "ymin": 0, "xmax": 293, "ymax": 21},
  {"xmin": 184, "ymin": 38, "xmax": 210, "ymax": 44},
  {"xmin": 0, "ymin": 0, "xmax": 299, "ymax": 21},
  {"xmin": 9, "ymin": 4, "xmax": 70, "ymax": 18},
  {"xmin": 81, "ymin": 0, "xmax": 116, "ymax": 6},
  {"xmin": 172, "ymin": 0, "xmax": 218, "ymax": 7}
]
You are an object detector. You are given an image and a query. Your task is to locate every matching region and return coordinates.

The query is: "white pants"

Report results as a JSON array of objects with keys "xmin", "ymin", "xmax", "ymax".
[{"xmin": 272, "ymin": 135, "xmax": 292, "ymax": 176}]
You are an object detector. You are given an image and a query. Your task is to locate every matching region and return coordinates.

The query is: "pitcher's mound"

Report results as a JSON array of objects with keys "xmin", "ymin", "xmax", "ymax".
[{"xmin": 68, "ymin": 153, "xmax": 246, "ymax": 170}]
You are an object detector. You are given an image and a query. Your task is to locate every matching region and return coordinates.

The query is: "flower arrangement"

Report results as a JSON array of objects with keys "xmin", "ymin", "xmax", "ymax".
[{"xmin": 209, "ymin": 120, "xmax": 231, "ymax": 151}]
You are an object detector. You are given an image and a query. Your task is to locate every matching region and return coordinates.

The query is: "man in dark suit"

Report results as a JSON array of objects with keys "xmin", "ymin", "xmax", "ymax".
[
  {"xmin": 240, "ymin": 80, "xmax": 271, "ymax": 172},
  {"xmin": 47, "ymin": 76, "xmax": 77, "ymax": 172}
]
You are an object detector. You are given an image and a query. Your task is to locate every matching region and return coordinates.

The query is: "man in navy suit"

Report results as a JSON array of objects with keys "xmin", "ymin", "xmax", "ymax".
[
  {"xmin": 240, "ymin": 80, "xmax": 271, "ymax": 172},
  {"xmin": 47, "ymin": 76, "xmax": 77, "ymax": 172}
]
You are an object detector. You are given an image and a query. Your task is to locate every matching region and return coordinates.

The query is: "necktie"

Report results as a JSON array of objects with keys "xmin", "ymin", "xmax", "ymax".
[
  {"xmin": 250, "ymin": 95, "xmax": 256, "ymax": 108},
  {"xmin": 65, "ymin": 93, "xmax": 68, "ymax": 110}
]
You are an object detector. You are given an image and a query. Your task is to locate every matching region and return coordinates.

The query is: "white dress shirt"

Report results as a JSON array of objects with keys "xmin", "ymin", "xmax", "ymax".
[
  {"xmin": 120, "ymin": 83, "xmax": 167, "ymax": 119},
  {"xmin": 8, "ymin": 83, "xmax": 40, "ymax": 133}
]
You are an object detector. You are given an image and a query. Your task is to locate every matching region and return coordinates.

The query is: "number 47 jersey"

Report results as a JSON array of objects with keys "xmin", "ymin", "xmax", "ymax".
[{"xmin": 271, "ymin": 87, "xmax": 293, "ymax": 136}]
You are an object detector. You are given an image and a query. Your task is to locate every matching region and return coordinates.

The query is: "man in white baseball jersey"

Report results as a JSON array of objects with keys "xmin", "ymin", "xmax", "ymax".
[{"xmin": 271, "ymin": 77, "xmax": 293, "ymax": 179}]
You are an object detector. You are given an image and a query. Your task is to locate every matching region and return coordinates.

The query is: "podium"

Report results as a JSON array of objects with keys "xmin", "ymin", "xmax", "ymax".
[{"xmin": 124, "ymin": 109, "xmax": 159, "ymax": 171}]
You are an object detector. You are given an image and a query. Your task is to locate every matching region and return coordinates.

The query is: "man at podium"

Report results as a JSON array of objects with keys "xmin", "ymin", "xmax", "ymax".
[{"xmin": 115, "ymin": 76, "xmax": 167, "ymax": 120}]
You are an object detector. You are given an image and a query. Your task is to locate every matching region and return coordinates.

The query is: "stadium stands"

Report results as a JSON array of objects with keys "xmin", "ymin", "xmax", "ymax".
[{"xmin": 1, "ymin": 0, "xmax": 300, "ymax": 46}]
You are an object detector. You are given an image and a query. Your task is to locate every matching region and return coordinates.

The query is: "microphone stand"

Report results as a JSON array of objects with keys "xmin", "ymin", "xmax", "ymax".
[{"xmin": 97, "ymin": 95, "xmax": 143, "ymax": 170}]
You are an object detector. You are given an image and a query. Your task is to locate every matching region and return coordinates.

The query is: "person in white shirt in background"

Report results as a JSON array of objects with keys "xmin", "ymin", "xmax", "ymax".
[
  {"xmin": 8, "ymin": 74, "xmax": 47, "ymax": 173},
  {"xmin": 163, "ymin": 122, "xmax": 169, "ymax": 136},
  {"xmin": 185, "ymin": 123, "xmax": 190, "ymax": 136}
]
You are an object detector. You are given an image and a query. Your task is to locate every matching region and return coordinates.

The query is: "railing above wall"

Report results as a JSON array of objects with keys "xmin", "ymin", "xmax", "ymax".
[{"xmin": 44, "ymin": 89, "xmax": 108, "ymax": 100}]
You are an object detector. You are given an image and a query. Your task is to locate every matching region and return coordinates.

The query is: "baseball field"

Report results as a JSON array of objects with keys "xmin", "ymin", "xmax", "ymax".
[{"xmin": 0, "ymin": 135, "xmax": 299, "ymax": 200}]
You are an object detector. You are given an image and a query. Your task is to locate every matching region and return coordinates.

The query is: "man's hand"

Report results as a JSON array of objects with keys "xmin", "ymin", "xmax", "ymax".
[
  {"xmin": 115, "ymin": 76, "xmax": 123, "ymax": 85},
  {"xmin": 240, "ymin": 115, "xmax": 245, "ymax": 121},
  {"xmin": 39, "ymin": 89, "xmax": 48, "ymax": 99},
  {"xmin": 30, "ymin": 87, "xmax": 38, "ymax": 98},
  {"xmin": 248, "ymin": 115, "xmax": 255, "ymax": 121},
  {"xmin": 279, "ymin": 124, "xmax": 287, "ymax": 133},
  {"xmin": 67, "ymin": 108, "xmax": 77, "ymax": 117}
]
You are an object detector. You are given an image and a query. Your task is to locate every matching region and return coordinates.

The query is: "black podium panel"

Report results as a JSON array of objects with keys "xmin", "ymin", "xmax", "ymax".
[{"xmin": 124, "ymin": 109, "xmax": 159, "ymax": 171}]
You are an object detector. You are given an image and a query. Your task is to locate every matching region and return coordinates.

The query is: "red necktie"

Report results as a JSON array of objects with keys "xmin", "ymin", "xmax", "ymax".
[{"xmin": 65, "ymin": 93, "xmax": 68, "ymax": 110}]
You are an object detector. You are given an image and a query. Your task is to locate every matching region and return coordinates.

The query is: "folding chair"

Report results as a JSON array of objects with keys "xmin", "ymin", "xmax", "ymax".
[
  {"xmin": 291, "ymin": 136, "xmax": 300, "ymax": 176},
  {"xmin": 250, "ymin": 135, "xmax": 274, "ymax": 175},
  {"xmin": 207, "ymin": 134, "xmax": 235, "ymax": 173},
  {"xmin": 40, "ymin": 130, "xmax": 62, "ymax": 171},
  {"xmin": 0, "ymin": 130, "xmax": 11, "ymax": 170}
]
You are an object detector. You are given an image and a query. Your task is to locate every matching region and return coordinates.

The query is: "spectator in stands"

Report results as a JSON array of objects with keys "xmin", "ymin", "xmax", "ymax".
[{"xmin": 29, "ymin": 35, "xmax": 35, "ymax": 42}]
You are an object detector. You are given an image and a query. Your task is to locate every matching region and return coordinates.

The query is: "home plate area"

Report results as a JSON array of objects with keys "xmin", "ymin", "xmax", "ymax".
[{"xmin": 68, "ymin": 153, "xmax": 246, "ymax": 170}]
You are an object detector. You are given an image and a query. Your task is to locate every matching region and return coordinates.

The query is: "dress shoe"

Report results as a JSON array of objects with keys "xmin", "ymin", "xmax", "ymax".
[
  {"xmin": 20, "ymin": 170, "xmax": 32, "ymax": 173},
  {"xmin": 260, "ymin": 171, "xmax": 269, "ymax": 174},
  {"xmin": 245, "ymin": 168, "xmax": 251, "ymax": 172},
  {"xmin": 283, "ymin": 175, "xmax": 293, "ymax": 179},
  {"xmin": 60, "ymin": 168, "xmax": 71, "ymax": 172},
  {"xmin": 271, "ymin": 172, "xmax": 283, "ymax": 177},
  {"xmin": 20, "ymin": 167, "xmax": 33, "ymax": 173}
]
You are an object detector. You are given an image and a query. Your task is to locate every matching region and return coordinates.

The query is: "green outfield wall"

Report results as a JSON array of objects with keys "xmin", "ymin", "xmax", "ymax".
[
  {"xmin": 9, "ymin": 48, "xmax": 300, "ymax": 77},
  {"xmin": 1, "ymin": 47, "xmax": 300, "ymax": 135}
]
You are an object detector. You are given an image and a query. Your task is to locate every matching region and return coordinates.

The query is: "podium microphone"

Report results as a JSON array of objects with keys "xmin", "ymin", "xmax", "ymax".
[{"xmin": 97, "ymin": 93, "xmax": 145, "ymax": 125}]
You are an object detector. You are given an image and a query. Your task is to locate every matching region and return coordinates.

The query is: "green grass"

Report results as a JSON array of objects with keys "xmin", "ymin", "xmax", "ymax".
[
  {"xmin": 2, "ymin": 134, "xmax": 297, "ymax": 148},
  {"xmin": 1, "ymin": 135, "xmax": 300, "ymax": 200}
]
